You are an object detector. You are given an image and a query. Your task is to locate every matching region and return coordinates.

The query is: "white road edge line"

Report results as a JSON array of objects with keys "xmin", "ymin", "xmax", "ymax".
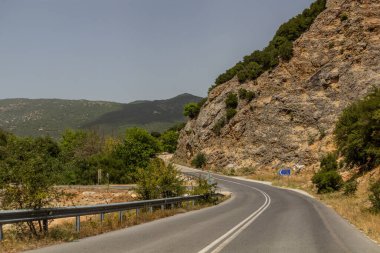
[{"xmin": 198, "ymin": 177, "xmax": 271, "ymax": 253}]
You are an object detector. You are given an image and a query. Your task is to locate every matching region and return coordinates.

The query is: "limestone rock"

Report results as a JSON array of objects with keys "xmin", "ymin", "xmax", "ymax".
[{"xmin": 175, "ymin": 0, "xmax": 380, "ymax": 170}]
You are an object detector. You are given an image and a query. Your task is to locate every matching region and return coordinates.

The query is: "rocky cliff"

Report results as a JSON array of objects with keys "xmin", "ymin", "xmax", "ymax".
[{"xmin": 175, "ymin": 0, "xmax": 380, "ymax": 171}]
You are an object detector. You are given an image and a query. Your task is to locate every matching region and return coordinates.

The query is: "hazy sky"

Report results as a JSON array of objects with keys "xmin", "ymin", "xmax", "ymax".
[{"xmin": 0, "ymin": 0, "xmax": 313, "ymax": 103}]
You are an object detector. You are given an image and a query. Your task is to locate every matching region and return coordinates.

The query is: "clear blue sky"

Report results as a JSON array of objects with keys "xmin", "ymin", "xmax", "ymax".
[{"xmin": 0, "ymin": 0, "xmax": 313, "ymax": 103}]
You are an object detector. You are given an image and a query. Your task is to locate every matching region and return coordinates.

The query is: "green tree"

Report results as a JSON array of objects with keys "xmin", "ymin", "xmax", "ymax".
[
  {"xmin": 116, "ymin": 128, "xmax": 161, "ymax": 171},
  {"xmin": 0, "ymin": 135, "xmax": 62, "ymax": 236},
  {"xmin": 183, "ymin": 103, "xmax": 201, "ymax": 119},
  {"xmin": 334, "ymin": 88, "xmax": 380, "ymax": 170},
  {"xmin": 160, "ymin": 130, "xmax": 180, "ymax": 153},
  {"xmin": 136, "ymin": 159, "xmax": 185, "ymax": 199}
]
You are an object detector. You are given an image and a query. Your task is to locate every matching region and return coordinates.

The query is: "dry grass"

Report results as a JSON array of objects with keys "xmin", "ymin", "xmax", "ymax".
[
  {"xmin": 0, "ymin": 198, "xmax": 227, "ymax": 253},
  {"xmin": 247, "ymin": 168, "xmax": 380, "ymax": 243},
  {"xmin": 317, "ymin": 192, "xmax": 380, "ymax": 242}
]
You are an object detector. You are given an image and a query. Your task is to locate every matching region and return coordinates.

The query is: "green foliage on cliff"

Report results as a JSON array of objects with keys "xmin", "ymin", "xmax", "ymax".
[
  {"xmin": 211, "ymin": 0, "xmax": 326, "ymax": 90},
  {"xmin": 334, "ymin": 88, "xmax": 380, "ymax": 170}
]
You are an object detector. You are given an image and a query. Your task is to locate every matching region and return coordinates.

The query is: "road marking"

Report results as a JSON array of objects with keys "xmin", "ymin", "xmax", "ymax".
[{"xmin": 198, "ymin": 177, "xmax": 271, "ymax": 253}]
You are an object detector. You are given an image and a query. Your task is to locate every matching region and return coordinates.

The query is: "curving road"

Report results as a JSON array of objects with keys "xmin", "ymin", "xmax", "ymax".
[{"xmin": 29, "ymin": 165, "xmax": 379, "ymax": 253}]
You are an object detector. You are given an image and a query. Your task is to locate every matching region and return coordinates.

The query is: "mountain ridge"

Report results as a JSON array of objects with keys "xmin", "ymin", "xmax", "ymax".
[{"xmin": 0, "ymin": 93, "xmax": 202, "ymax": 137}]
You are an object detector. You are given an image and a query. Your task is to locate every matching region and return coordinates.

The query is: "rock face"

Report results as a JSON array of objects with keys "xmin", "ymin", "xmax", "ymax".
[{"xmin": 175, "ymin": 0, "xmax": 380, "ymax": 170}]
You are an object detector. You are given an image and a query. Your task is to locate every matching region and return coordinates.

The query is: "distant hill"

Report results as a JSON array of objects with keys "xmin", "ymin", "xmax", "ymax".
[
  {"xmin": 0, "ymin": 93, "xmax": 201, "ymax": 137},
  {"xmin": 84, "ymin": 93, "xmax": 202, "ymax": 134}
]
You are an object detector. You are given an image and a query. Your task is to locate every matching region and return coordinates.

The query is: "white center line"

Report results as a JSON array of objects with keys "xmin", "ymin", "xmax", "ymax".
[{"xmin": 198, "ymin": 177, "xmax": 271, "ymax": 253}]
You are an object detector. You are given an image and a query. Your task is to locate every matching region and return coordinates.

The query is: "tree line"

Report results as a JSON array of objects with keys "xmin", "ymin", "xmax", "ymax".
[{"xmin": 211, "ymin": 0, "xmax": 326, "ymax": 91}]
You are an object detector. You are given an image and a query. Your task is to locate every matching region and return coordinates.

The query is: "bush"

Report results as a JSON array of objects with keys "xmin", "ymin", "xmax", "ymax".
[
  {"xmin": 160, "ymin": 130, "xmax": 179, "ymax": 153},
  {"xmin": 183, "ymin": 103, "xmax": 201, "ymax": 119},
  {"xmin": 192, "ymin": 153, "xmax": 207, "ymax": 169},
  {"xmin": 320, "ymin": 152, "xmax": 338, "ymax": 171},
  {"xmin": 136, "ymin": 159, "xmax": 185, "ymax": 200},
  {"xmin": 312, "ymin": 170, "xmax": 343, "ymax": 194},
  {"xmin": 369, "ymin": 180, "xmax": 380, "ymax": 212},
  {"xmin": 246, "ymin": 91, "xmax": 256, "ymax": 102},
  {"xmin": 334, "ymin": 88, "xmax": 380, "ymax": 170},
  {"xmin": 343, "ymin": 180, "xmax": 358, "ymax": 196},
  {"xmin": 226, "ymin": 108, "xmax": 237, "ymax": 121},
  {"xmin": 239, "ymin": 89, "xmax": 256, "ymax": 102},
  {"xmin": 225, "ymin": 93, "xmax": 238, "ymax": 109},
  {"xmin": 191, "ymin": 176, "xmax": 217, "ymax": 202},
  {"xmin": 238, "ymin": 88, "xmax": 248, "ymax": 99},
  {"xmin": 212, "ymin": 118, "xmax": 226, "ymax": 136},
  {"xmin": 312, "ymin": 152, "xmax": 343, "ymax": 193},
  {"xmin": 340, "ymin": 13, "xmax": 348, "ymax": 21}
]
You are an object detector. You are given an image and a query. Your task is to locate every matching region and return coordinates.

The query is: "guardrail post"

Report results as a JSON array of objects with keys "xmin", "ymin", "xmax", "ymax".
[
  {"xmin": 192, "ymin": 200, "xmax": 195, "ymax": 207},
  {"xmin": 161, "ymin": 204, "xmax": 164, "ymax": 210},
  {"xmin": 43, "ymin": 219, "xmax": 48, "ymax": 234},
  {"xmin": 171, "ymin": 203, "xmax": 174, "ymax": 209},
  {"xmin": 0, "ymin": 224, "xmax": 3, "ymax": 241},
  {"xmin": 75, "ymin": 216, "xmax": 80, "ymax": 233},
  {"xmin": 100, "ymin": 213, "xmax": 105, "ymax": 222},
  {"xmin": 149, "ymin": 206, "xmax": 153, "ymax": 213},
  {"xmin": 119, "ymin": 211, "xmax": 123, "ymax": 223}
]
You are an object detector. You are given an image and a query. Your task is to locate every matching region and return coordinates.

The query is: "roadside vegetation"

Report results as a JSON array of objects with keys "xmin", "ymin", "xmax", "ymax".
[{"xmin": 0, "ymin": 121, "xmax": 222, "ymax": 250}]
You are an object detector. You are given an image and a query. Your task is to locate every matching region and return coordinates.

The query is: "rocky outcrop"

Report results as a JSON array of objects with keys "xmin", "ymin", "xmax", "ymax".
[{"xmin": 175, "ymin": 0, "xmax": 380, "ymax": 170}]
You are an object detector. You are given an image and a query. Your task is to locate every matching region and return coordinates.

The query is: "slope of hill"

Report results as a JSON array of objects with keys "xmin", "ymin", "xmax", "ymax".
[
  {"xmin": 0, "ymin": 94, "xmax": 201, "ymax": 137},
  {"xmin": 175, "ymin": 0, "xmax": 380, "ymax": 170},
  {"xmin": 84, "ymin": 93, "xmax": 202, "ymax": 133}
]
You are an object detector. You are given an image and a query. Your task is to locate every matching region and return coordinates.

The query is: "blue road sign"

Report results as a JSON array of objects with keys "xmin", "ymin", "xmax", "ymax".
[{"xmin": 278, "ymin": 168, "xmax": 291, "ymax": 176}]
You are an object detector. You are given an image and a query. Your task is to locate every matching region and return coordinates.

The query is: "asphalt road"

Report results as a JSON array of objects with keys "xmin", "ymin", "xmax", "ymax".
[{"xmin": 29, "ymin": 165, "xmax": 379, "ymax": 253}]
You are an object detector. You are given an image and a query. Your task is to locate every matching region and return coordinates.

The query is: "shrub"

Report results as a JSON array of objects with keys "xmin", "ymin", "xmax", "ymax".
[
  {"xmin": 136, "ymin": 159, "xmax": 185, "ymax": 200},
  {"xmin": 320, "ymin": 152, "xmax": 338, "ymax": 172},
  {"xmin": 160, "ymin": 130, "xmax": 179, "ymax": 153},
  {"xmin": 340, "ymin": 13, "xmax": 348, "ymax": 21},
  {"xmin": 238, "ymin": 88, "xmax": 248, "ymax": 99},
  {"xmin": 225, "ymin": 93, "xmax": 238, "ymax": 109},
  {"xmin": 226, "ymin": 108, "xmax": 237, "ymax": 121},
  {"xmin": 334, "ymin": 88, "xmax": 380, "ymax": 170},
  {"xmin": 369, "ymin": 180, "xmax": 380, "ymax": 212},
  {"xmin": 312, "ymin": 170, "xmax": 343, "ymax": 194},
  {"xmin": 192, "ymin": 153, "xmax": 207, "ymax": 169},
  {"xmin": 343, "ymin": 180, "xmax": 358, "ymax": 196},
  {"xmin": 312, "ymin": 152, "xmax": 343, "ymax": 193},
  {"xmin": 212, "ymin": 118, "xmax": 226, "ymax": 136},
  {"xmin": 246, "ymin": 91, "xmax": 256, "ymax": 101},
  {"xmin": 239, "ymin": 89, "xmax": 256, "ymax": 102},
  {"xmin": 183, "ymin": 103, "xmax": 201, "ymax": 119},
  {"xmin": 192, "ymin": 176, "xmax": 217, "ymax": 202}
]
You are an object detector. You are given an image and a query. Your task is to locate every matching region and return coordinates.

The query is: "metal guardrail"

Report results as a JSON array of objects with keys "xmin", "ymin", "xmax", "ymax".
[{"xmin": 0, "ymin": 194, "xmax": 210, "ymax": 240}]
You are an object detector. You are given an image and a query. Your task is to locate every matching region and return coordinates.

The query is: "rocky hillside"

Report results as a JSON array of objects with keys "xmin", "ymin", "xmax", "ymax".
[
  {"xmin": 175, "ymin": 0, "xmax": 380, "ymax": 171},
  {"xmin": 0, "ymin": 94, "xmax": 201, "ymax": 137}
]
